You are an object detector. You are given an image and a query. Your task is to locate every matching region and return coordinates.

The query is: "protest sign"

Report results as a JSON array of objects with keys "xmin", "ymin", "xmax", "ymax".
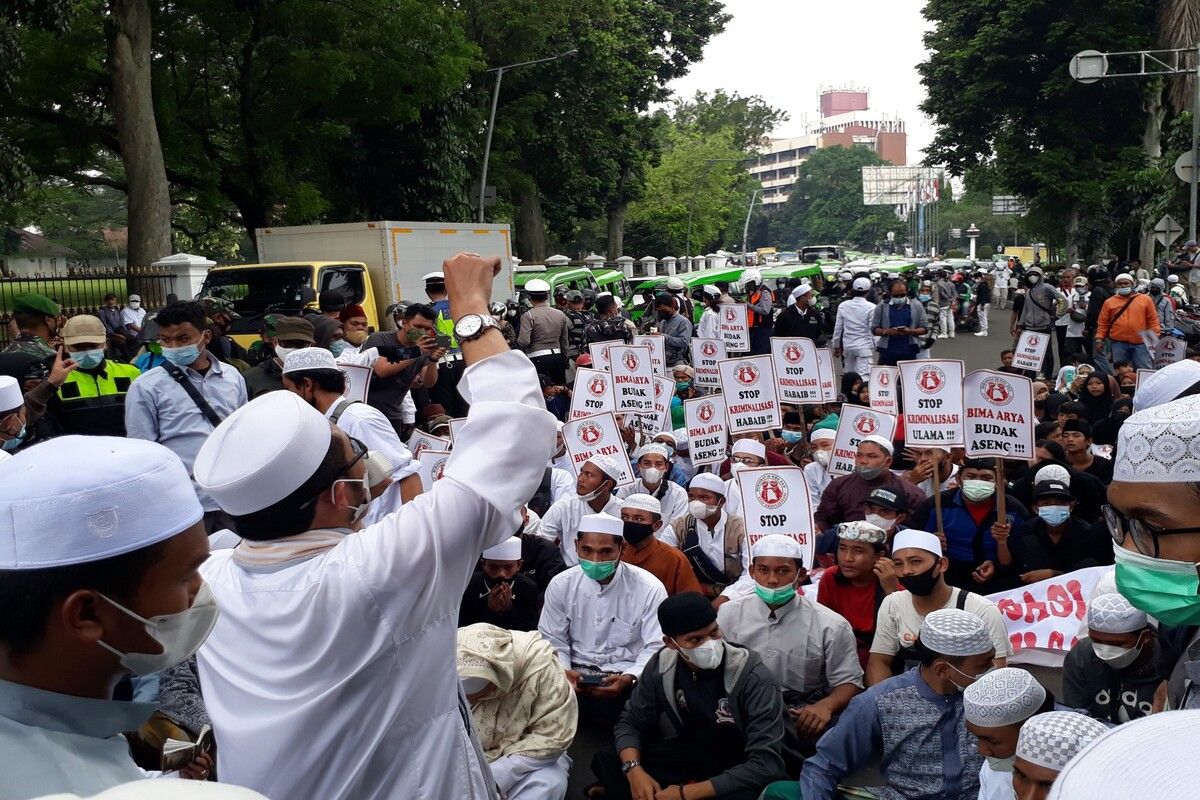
[
  {"xmin": 416, "ymin": 450, "xmax": 451, "ymax": 491},
  {"xmin": 561, "ymin": 412, "xmax": 636, "ymax": 485},
  {"xmin": 816, "ymin": 349, "xmax": 837, "ymax": 401},
  {"xmin": 407, "ymin": 431, "xmax": 451, "ymax": 458},
  {"xmin": 719, "ymin": 304, "xmax": 751, "ymax": 353},
  {"xmin": 1154, "ymin": 334, "xmax": 1186, "ymax": 368},
  {"xmin": 632, "ymin": 377, "xmax": 675, "ymax": 435},
  {"xmin": 986, "ymin": 566, "xmax": 1107, "ymax": 667},
  {"xmin": 1012, "ymin": 330, "xmax": 1049, "ymax": 373},
  {"xmin": 869, "ymin": 366, "xmax": 899, "ymax": 416},
  {"xmin": 341, "ymin": 363, "xmax": 372, "ymax": 404},
  {"xmin": 736, "ymin": 466, "xmax": 815, "ymax": 568},
  {"xmin": 771, "ymin": 337, "xmax": 822, "ymax": 404},
  {"xmin": 685, "ymin": 394, "xmax": 728, "ymax": 467},
  {"xmin": 718, "ymin": 355, "xmax": 781, "ymax": 433},
  {"xmin": 448, "ymin": 417, "xmax": 468, "ymax": 444},
  {"xmin": 829, "ymin": 404, "xmax": 898, "ymax": 476},
  {"xmin": 694, "ymin": 338, "xmax": 726, "ymax": 388},
  {"xmin": 963, "ymin": 370, "xmax": 1035, "ymax": 459},
  {"xmin": 570, "ymin": 367, "xmax": 616, "ymax": 421},
  {"xmin": 588, "ymin": 341, "xmax": 614, "ymax": 371},
  {"xmin": 633, "ymin": 334, "xmax": 667, "ymax": 375},
  {"xmin": 1136, "ymin": 368, "xmax": 1155, "ymax": 388},
  {"xmin": 899, "ymin": 359, "xmax": 965, "ymax": 447},
  {"xmin": 608, "ymin": 345, "xmax": 655, "ymax": 414}
]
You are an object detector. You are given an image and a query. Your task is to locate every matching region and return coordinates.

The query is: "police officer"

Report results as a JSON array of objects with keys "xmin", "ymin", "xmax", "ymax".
[
  {"xmin": 423, "ymin": 271, "xmax": 469, "ymax": 417},
  {"xmin": 52, "ymin": 314, "xmax": 141, "ymax": 436}
]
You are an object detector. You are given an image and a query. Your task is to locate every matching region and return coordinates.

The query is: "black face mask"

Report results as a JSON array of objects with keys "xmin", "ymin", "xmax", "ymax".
[
  {"xmin": 898, "ymin": 562, "xmax": 941, "ymax": 596},
  {"xmin": 623, "ymin": 521, "xmax": 656, "ymax": 546}
]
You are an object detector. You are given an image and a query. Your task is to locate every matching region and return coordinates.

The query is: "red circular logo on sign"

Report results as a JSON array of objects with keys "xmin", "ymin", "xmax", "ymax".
[
  {"xmin": 588, "ymin": 376, "xmax": 607, "ymax": 397},
  {"xmin": 853, "ymin": 413, "xmax": 878, "ymax": 435},
  {"xmin": 698, "ymin": 401, "xmax": 715, "ymax": 422},
  {"xmin": 982, "ymin": 376, "xmax": 1013, "ymax": 406},
  {"xmin": 878, "ymin": 371, "xmax": 890, "ymax": 387},
  {"xmin": 783, "ymin": 342, "xmax": 804, "ymax": 363},
  {"xmin": 654, "ymin": 380, "xmax": 665, "ymax": 398},
  {"xmin": 1027, "ymin": 334, "xmax": 1040, "ymax": 347},
  {"xmin": 755, "ymin": 473, "xmax": 788, "ymax": 510},
  {"xmin": 432, "ymin": 457, "xmax": 449, "ymax": 481},
  {"xmin": 701, "ymin": 341, "xmax": 717, "ymax": 357},
  {"xmin": 578, "ymin": 422, "xmax": 602, "ymax": 445},
  {"xmin": 916, "ymin": 365, "xmax": 946, "ymax": 394},
  {"xmin": 623, "ymin": 350, "xmax": 640, "ymax": 371},
  {"xmin": 724, "ymin": 307, "xmax": 737, "ymax": 322},
  {"xmin": 735, "ymin": 363, "xmax": 759, "ymax": 385}
]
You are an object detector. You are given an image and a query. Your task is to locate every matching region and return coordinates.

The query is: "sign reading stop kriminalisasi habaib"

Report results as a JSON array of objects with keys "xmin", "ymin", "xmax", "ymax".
[
  {"xmin": 719, "ymin": 304, "xmax": 751, "ymax": 353},
  {"xmin": 588, "ymin": 341, "xmax": 617, "ymax": 371},
  {"xmin": 737, "ymin": 466, "xmax": 815, "ymax": 569},
  {"xmin": 631, "ymin": 377, "xmax": 675, "ymax": 435},
  {"xmin": 408, "ymin": 430, "xmax": 451, "ymax": 458},
  {"xmin": 963, "ymin": 370, "xmax": 1034, "ymax": 459},
  {"xmin": 829, "ymin": 404, "xmax": 898, "ymax": 477},
  {"xmin": 899, "ymin": 359, "xmax": 965, "ymax": 447},
  {"xmin": 608, "ymin": 344, "xmax": 655, "ymax": 414},
  {"xmin": 561, "ymin": 412, "xmax": 636, "ymax": 485},
  {"xmin": 632, "ymin": 334, "xmax": 666, "ymax": 375},
  {"xmin": 869, "ymin": 366, "xmax": 899, "ymax": 416},
  {"xmin": 1012, "ymin": 330, "xmax": 1049, "ymax": 373},
  {"xmin": 694, "ymin": 338, "xmax": 726, "ymax": 388},
  {"xmin": 416, "ymin": 450, "xmax": 451, "ymax": 491},
  {"xmin": 985, "ymin": 566, "xmax": 1107, "ymax": 667},
  {"xmin": 570, "ymin": 367, "xmax": 616, "ymax": 421},
  {"xmin": 1154, "ymin": 335, "xmax": 1185, "ymax": 369},
  {"xmin": 816, "ymin": 349, "xmax": 837, "ymax": 402},
  {"xmin": 718, "ymin": 355, "xmax": 781, "ymax": 433},
  {"xmin": 685, "ymin": 394, "xmax": 728, "ymax": 468},
  {"xmin": 771, "ymin": 337, "xmax": 822, "ymax": 404}
]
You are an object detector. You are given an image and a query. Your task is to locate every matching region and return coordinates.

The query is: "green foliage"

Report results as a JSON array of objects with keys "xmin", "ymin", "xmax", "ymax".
[
  {"xmin": 772, "ymin": 146, "xmax": 899, "ymax": 250},
  {"xmin": 1, "ymin": 182, "xmax": 125, "ymax": 257},
  {"xmin": 672, "ymin": 90, "xmax": 788, "ymax": 153}
]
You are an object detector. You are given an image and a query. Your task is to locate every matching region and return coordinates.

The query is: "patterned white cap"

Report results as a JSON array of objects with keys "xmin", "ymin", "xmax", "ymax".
[
  {"xmin": 1087, "ymin": 592, "xmax": 1147, "ymax": 634},
  {"xmin": 1016, "ymin": 711, "xmax": 1107, "ymax": 770},
  {"xmin": 752, "ymin": 533, "xmax": 803, "ymax": 560},
  {"xmin": 635, "ymin": 443, "xmax": 674, "ymax": 462},
  {"xmin": 837, "ymin": 521, "xmax": 887, "ymax": 545},
  {"xmin": 860, "ymin": 434, "xmax": 894, "ymax": 455},
  {"xmin": 621, "ymin": 493, "xmax": 662, "ymax": 516},
  {"xmin": 282, "ymin": 346, "xmax": 339, "ymax": 375},
  {"xmin": 810, "ymin": 429, "xmax": 836, "ymax": 443},
  {"xmin": 689, "ymin": 472, "xmax": 726, "ymax": 496},
  {"xmin": 585, "ymin": 454, "xmax": 623, "ymax": 481},
  {"xmin": 919, "ymin": 608, "xmax": 994, "ymax": 657},
  {"xmin": 731, "ymin": 438, "xmax": 766, "ymax": 460},
  {"xmin": 482, "ymin": 536, "xmax": 522, "ymax": 561},
  {"xmin": 1033, "ymin": 464, "xmax": 1070, "ymax": 485},
  {"xmin": 892, "ymin": 529, "xmax": 943, "ymax": 558},
  {"xmin": 1132, "ymin": 359, "xmax": 1200, "ymax": 413},
  {"xmin": 964, "ymin": 667, "xmax": 1047, "ymax": 728},
  {"xmin": 1114, "ymin": 394, "xmax": 1200, "ymax": 482}
]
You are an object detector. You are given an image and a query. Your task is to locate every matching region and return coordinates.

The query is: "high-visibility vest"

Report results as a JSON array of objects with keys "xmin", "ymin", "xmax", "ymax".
[
  {"xmin": 55, "ymin": 360, "xmax": 141, "ymax": 436},
  {"xmin": 747, "ymin": 289, "xmax": 774, "ymax": 327}
]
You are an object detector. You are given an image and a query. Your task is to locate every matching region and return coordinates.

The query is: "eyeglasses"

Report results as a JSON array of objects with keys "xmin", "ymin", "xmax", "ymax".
[
  {"xmin": 730, "ymin": 456, "xmax": 760, "ymax": 465},
  {"xmin": 345, "ymin": 437, "xmax": 367, "ymax": 473},
  {"xmin": 1103, "ymin": 504, "xmax": 1200, "ymax": 558}
]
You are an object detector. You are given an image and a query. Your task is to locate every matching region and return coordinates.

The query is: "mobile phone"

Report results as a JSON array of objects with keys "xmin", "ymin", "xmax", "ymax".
[
  {"xmin": 578, "ymin": 673, "xmax": 607, "ymax": 687},
  {"xmin": 435, "ymin": 334, "xmax": 452, "ymax": 348}
]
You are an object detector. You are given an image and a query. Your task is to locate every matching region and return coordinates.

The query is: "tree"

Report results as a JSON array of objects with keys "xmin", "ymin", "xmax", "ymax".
[
  {"xmin": 772, "ymin": 146, "xmax": 899, "ymax": 250},
  {"xmin": 672, "ymin": 89, "xmax": 787, "ymax": 153}
]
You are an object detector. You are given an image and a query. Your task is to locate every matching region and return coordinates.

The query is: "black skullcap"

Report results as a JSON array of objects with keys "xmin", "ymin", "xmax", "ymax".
[
  {"xmin": 1061, "ymin": 418, "xmax": 1093, "ymax": 438},
  {"xmin": 782, "ymin": 411, "xmax": 803, "ymax": 426},
  {"xmin": 657, "ymin": 592, "xmax": 717, "ymax": 638}
]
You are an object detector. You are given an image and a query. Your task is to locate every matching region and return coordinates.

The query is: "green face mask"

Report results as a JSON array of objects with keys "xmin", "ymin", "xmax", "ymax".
[
  {"xmin": 1114, "ymin": 544, "xmax": 1200, "ymax": 626},
  {"xmin": 675, "ymin": 381, "xmax": 692, "ymax": 392},
  {"xmin": 753, "ymin": 582, "xmax": 796, "ymax": 606},
  {"xmin": 579, "ymin": 558, "xmax": 618, "ymax": 582},
  {"xmin": 405, "ymin": 327, "xmax": 424, "ymax": 344}
]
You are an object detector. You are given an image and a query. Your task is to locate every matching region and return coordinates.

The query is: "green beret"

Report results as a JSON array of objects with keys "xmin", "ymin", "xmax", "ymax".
[{"xmin": 12, "ymin": 293, "xmax": 60, "ymax": 316}]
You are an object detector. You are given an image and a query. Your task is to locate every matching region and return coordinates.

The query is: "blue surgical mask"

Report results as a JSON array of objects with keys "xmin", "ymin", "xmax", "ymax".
[
  {"xmin": 162, "ymin": 343, "xmax": 201, "ymax": 367},
  {"xmin": 1116, "ymin": 286, "xmax": 1133, "ymax": 296},
  {"xmin": 2, "ymin": 425, "xmax": 26, "ymax": 451},
  {"xmin": 329, "ymin": 340, "xmax": 348, "ymax": 357},
  {"xmin": 918, "ymin": 294, "xmax": 932, "ymax": 302},
  {"xmin": 780, "ymin": 430, "xmax": 803, "ymax": 444},
  {"xmin": 73, "ymin": 349, "xmax": 105, "ymax": 370},
  {"xmin": 1036, "ymin": 505, "xmax": 1071, "ymax": 526},
  {"xmin": 890, "ymin": 297, "xmax": 907, "ymax": 306}
]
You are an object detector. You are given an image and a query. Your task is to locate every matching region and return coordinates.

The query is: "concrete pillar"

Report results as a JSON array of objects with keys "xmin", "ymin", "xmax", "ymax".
[
  {"xmin": 662, "ymin": 256, "xmax": 678, "ymax": 276},
  {"xmin": 616, "ymin": 256, "xmax": 635, "ymax": 278},
  {"xmin": 545, "ymin": 254, "xmax": 570, "ymax": 268},
  {"xmin": 640, "ymin": 256, "xmax": 658, "ymax": 278},
  {"xmin": 152, "ymin": 252, "xmax": 216, "ymax": 302},
  {"xmin": 584, "ymin": 253, "xmax": 605, "ymax": 271}
]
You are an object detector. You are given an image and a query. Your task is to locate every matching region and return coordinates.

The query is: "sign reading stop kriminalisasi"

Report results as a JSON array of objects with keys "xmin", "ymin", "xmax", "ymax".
[
  {"xmin": 718, "ymin": 355, "xmax": 781, "ymax": 433},
  {"xmin": 693, "ymin": 337, "xmax": 726, "ymax": 388},
  {"xmin": 770, "ymin": 337, "xmax": 822, "ymax": 404},
  {"xmin": 829, "ymin": 404, "xmax": 899, "ymax": 477},
  {"xmin": 561, "ymin": 412, "xmax": 636, "ymax": 484},
  {"xmin": 685, "ymin": 394, "xmax": 728, "ymax": 468},
  {"xmin": 963, "ymin": 369, "xmax": 1035, "ymax": 459},
  {"xmin": 1154, "ymin": 335, "xmax": 1185, "ymax": 369},
  {"xmin": 632, "ymin": 334, "xmax": 667, "ymax": 376},
  {"xmin": 869, "ymin": 365, "xmax": 899, "ymax": 416},
  {"xmin": 570, "ymin": 367, "xmax": 616, "ymax": 421},
  {"xmin": 736, "ymin": 466, "xmax": 815, "ymax": 569},
  {"xmin": 719, "ymin": 304, "xmax": 751, "ymax": 353},
  {"xmin": 608, "ymin": 344, "xmax": 655, "ymax": 414},
  {"xmin": 899, "ymin": 359, "xmax": 965, "ymax": 447},
  {"xmin": 816, "ymin": 349, "xmax": 837, "ymax": 401},
  {"xmin": 1012, "ymin": 330, "xmax": 1049, "ymax": 373}
]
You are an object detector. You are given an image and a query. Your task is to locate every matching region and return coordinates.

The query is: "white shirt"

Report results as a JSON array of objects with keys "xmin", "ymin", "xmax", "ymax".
[
  {"xmin": 698, "ymin": 308, "xmax": 720, "ymax": 340},
  {"xmin": 538, "ymin": 562, "xmax": 667, "ymax": 675},
  {"xmin": 804, "ymin": 461, "xmax": 832, "ymax": 508},
  {"xmin": 324, "ymin": 399, "xmax": 420, "ymax": 527},
  {"xmin": 978, "ymin": 761, "xmax": 1016, "ymax": 800},
  {"xmin": 724, "ymin": 477, "xmax": 743, "ymax": 517},
  {"xmin": 832, "ymin": 296, "xmax": 877, "ymax": 352},
  {"xmin": 120, "ymin": 305, "xmax": 146, "ymax": 331},
  {"xmin": 869, "ymin": 586, "xmax": 1013, "ymax": 659},
  {"xmin": 914, "ymin": 463, "xmax": 959, "ymax": 498},
  {"xmin": 539, "ymin": 494, "xmax": 623, "ymax": 566},
  {"xmin": 616, "ymin": 478, "xmax": 689, "ymax": 525},
  {"xmin": 660, "ymin": 511, "xmax": 753, "ymax": 599},
  {"xmin": 1066, "ymin": 290, "xmax": 1089, "ymax": 338},
  {"xmin": 549, "ymin": 466, "xmax": 574, "ymax": 504},
  {"xmin": 196, "ymin": 349, "xmax": 556, "ymax": 800}
]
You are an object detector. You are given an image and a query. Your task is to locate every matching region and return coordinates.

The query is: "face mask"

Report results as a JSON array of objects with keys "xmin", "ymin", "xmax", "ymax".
[
  {"xmin": 1116, "ymin": 286, "xmax": 1132, "ymax": 296},
  {"xmin": 890, "ymin": 297, "xmax": 907, "ymax": 306},
  {"xmin": 918, "ymin": 294, "xmax": 932, "ymax": 302},
  {"xmin": 674, "ymin": 637, "xmax": 723, "ymax": 670},
  {"xmin": 754, "ymin": 582, "xmax": 796, "ymax": 606},
  {"xmin": 97, "ymin": 583, "xmax": 220, "ymax": 675},
  {"xmin": 623, "ymin": 520, "xmax": 656, "ymax": 546},
  {"xmin": 675, "ymin": 381, "xmax": 691, "ymax": 393},
  {"xmin": 944, "ymin": 662, "xmax": 990, "ymax": 692},
  {"xmin": 1037, "ymin": 505, "xmax": 1070, "ymax": 526},
  {"xmin": 856, "ymin": 465, "xmax": 884, "ymax": 480},
  {"xmin": 1091, "ymin": 635, "xmax": 1144, "ymax": 669},
  {"xmin": 1114, "ymin": 545, "xmax": 1200, "ymax": 626},
  {"xmin": 73, "ymin": 349, "xmax": 105, "ymax": 370},
  {"xmin": 162, "ymin": 343, "xmax": 201, "ymax": 367},
  {"xmin": 961, "ymin": 479, "xmax": 996, "ymax": 502},
  {"xmin": 405, "ymin": 327, "xmax": 424, "ymax": 344},
  {"xmin": 579, "ymin": 557, "xmax": 618, "ymax": 582},
  {"xmin": 641, "ymin": 467, "xmax": 664, "ymax": 486},
  {"xmin": 864, "ymin": 512, "xmax": 896, "ymax": 532},
  {"xmin": 274, "ymin": 345, "xmax": 296, "ymax": 361},
  {"xmin": 986, "ymin": 756, "xmax": 1015, "ymax": 773},
  {"xmin": 899, "ymin": 562, "xmax": 941, "ymax": 596},
  {"xmin": 780, "ymin": 430, "xmax": 803, "ymax": 444},
  {"xmin": 345, "ymin": 329, "xmax": 369, "ymax": 346},
  {"xmin": 1027, "ymin": 275, "xmax": 1040, "ymax": 285},
  {"xmin": 813, "ymin": 449, "xmax": 831, "ymax": 466},
  {"xmin": 129, "ymin": 301, "xmax": 141, "ymax": 309},
  {"xmin": 329, "ymin": 340, "xmax": 348, "ymax": 357},
  {"xmin": 332, "ymin": 474, "xmax": 370, "ymax": 524},
  {"xmin": 689, "ymin": 499, "xmax": 720, "ymax": 519},
  {"xmin": 578, "ymin": 480, "xmax": 612, "ymax": 503},
  {"xmin": 2, "ymin": 425, "xmax": 26, "ymax": 452}
]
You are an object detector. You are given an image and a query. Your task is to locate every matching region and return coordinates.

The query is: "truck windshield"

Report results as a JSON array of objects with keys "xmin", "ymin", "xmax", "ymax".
[
  {"xmin": 800, "ymin": 247, "xmax": 841, "ymax": 263},
  {"xmin": 200, "ymin": 267, "xmax": 312, "ymax": 320}
]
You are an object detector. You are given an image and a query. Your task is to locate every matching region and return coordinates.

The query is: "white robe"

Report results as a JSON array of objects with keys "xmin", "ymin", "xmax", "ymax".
[
  {"xmin": 977, "ymin": 761, "xmax": 1016, "ymax": 800},
  {"xmin": 538, "ymin": 494, "xmax": 623, "ymax": 566},
  {"xmin": 616, "ymin": 478, "xmax": 689, "ymax": 525}
]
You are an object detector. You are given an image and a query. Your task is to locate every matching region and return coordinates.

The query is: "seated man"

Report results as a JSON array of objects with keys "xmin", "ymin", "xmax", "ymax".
[
  {"xmin": 802, "ymin": 428, "xmax": 837, "ymax": 507},
  {"xmin": 722, "ymin": 438, "xmax": 768, "ymax": 517},
  {"xmin": 460, "ymin": 536, "xmax": 542, "ymax": 631},
  {"xmin": 1063, "ymin": 593, "xmax": 1165, "ymax": 724},
  {"xmin": 900, "ymin": 446, "xmax": 961, "ymax": 497},
  {"xmin": 814, "ymin": 435, "xmax": 925, "ymax": 531},
  {"xmin": 1013, "ymin": 711, "xmax": 1107, "ymax": 800},
  {"xmin": 661, "ymin": 473, "xmax": 749, "ymax": 601},
  {"xmin": 594, "ymin": 592, "xmax": 788, "ymax": 800},
  {"xmin": 539, "ymin": 454, "xmax": 623, "ymax": 566},
  {"xmin": 964, "ymin": 667, "xmax": 1054, "ymax": 800},
  {"xmin": 861, "ymin": 486, "xmax": 912, "ymax": 540},
  {"xmin": 718, "ymin": 535, "xmax": 863, "ymax": 765},
  {"xmin": 770, "ymin": 608, "xmax": 997, "ymax": 800},
  {"xmin": 618, "ymin": 494, "xmax": 702, "ymax": 596},
  {"xmin": 515, "ymin": 505, "xmax": 567, "ymax": 592},
  {"xmin": 619, "ymin": 443, "xmax": 689, "ymax": 524},
  {"xmin": 1015, "ymin": 479, "xmax": 1112, "ymax": 583},
  {"xmin": 817, "ymin": 522, "xmax": 900, "ymax": 669},
  {"xmin": 538, "ymin": 513, "xmax": 667, "ymax": 727},
  {"xmin": 457, "ymin": 624, "xmax": 577, "ymax": 800},
  {"xmin": 867, "ymin": 530, "xmax": 1011, "ymax": 687}
]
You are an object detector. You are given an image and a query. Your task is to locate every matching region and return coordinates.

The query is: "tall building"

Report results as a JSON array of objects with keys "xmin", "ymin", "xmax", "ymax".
[{"xmin": 745, "ymin": 86, "xmax": 908, "ymax": 206}]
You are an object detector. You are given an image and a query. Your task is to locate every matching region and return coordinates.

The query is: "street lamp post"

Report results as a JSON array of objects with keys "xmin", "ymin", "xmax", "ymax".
[
  {"xmin": 478, "ymin": 49, "xmax": 578, "ymax": 223},
  {"xmin": 742, "ymin": 188, "xmax": 763, "ymax": 265}
]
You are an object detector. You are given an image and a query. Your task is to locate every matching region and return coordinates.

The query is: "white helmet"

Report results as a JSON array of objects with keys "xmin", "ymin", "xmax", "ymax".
[
  {"xmin": 666, "ymin": 277, "xmax": 685, "ymax": 291},
  {"xmin": 525, "ymin": 279, "xmax": 551, "ymax": 294},
  {"xmin": 742, "ymin": 269, "xmax": 762, "ymax": 286}
]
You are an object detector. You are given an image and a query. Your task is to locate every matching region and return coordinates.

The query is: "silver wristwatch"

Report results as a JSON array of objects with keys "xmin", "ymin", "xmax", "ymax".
[
  {"xmin": 620, "ymin": 759, "xmax": 641, "ymax": 774},
  {"xmin": 453, "ymin": 313, "xmax": 499, "ymax": 342}
]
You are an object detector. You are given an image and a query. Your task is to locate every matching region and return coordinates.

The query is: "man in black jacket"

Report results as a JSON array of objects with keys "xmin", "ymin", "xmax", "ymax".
[
  {"xmin": 1084, "ymin": 266, "xmax": 1113, "ymax": 371},
  {"xmin": 773, "ymin": 284, "xmax": 826, "ymax": 345}
]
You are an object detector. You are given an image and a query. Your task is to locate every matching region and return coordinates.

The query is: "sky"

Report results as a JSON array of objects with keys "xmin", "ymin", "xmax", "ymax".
[{"xmin": 668, "ymin": 0, "xmax": 937, "ymax": 162}]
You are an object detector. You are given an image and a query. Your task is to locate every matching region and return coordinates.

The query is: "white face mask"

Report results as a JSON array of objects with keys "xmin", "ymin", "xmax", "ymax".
[
  {"xmin": 689, "ymin": 499, "xmax": 720, "ymax": 519},
  {"xmin": 813, "ymin": 449, "xmax": 831, "ymax": 466},
  {"xmin": 674, "ymin": 637, "xmax": 723, "ymax": 670},
  {"xmin": 579, "ymin": 480, "xmax": 611, "ymax": 503},
  {"xmin": 332, "ymin": 474, "xmax": 371, "ymax": 524},
  {"xmin": 986, "ymin": 755, "xmax": 1015, "ymax": 773},
  {"xmin": 641, "ymin": 467, "xmax": 664, "ymax": 486},
  {"xmin": 274, "ymin": 345, "xmax": 296, "ymax": 360},
  {"xmin": 864, "ymin": 512, "xmax": 896, "ymax": 532},
  {"xmin": 97, "ymin": 583, "xmax": 220, "ymax": 675},
  {"xmin": 1092, "ymin": 634, "xmax": 1144, "ymax": 669},
  {"xmin": 128, "ymin": 301, "xmax": 141, "ymax": 309}
]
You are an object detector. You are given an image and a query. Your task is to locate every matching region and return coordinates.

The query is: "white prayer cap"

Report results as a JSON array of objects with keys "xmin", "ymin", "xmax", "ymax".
[
  {"xmin": 852, "ymin": 277, "xmax": 871, "ymax": 290},
  {"xmin": 920, "ymin": 608, "xmax": 994, "ymax": 657},
  {"xmin": 1169, "ymin": 273, "xmax": 1181, "ymax": 283},
  {"xmin": 482, "ymin": 536, "xmax": 523, "ymax": 562},
  {"xmin": 0, "ymin": 437, "xmax": 203, "ymax": 569},
  {"xmin": 194, "ymin": 390, "xmax": 333, "ymax": 516},
  {"xmin": 791, "ymin": 284, "xmax": 813, "ymax": 300},
  {"xmin": 1047, "ymin": 710, "xmax": 1200, "ymax": 799},
  {"xmin": 1087, "ymin": 592, "xmax": 1147, "ymax": 634},
  {"xmin": 703, "ymin": 285, "xmax": 721, "ymax": 298},
  {"xmin": 1033, "ymin": 464, "xmax": 1070, "ymax": 485},
  {"xmin": 1132, "ymin": 359, "xmax": 1200, "ymax": 412},
  {"xmin": 0, "ymin": 376, "xmax": 21, "ymax": 413},
  {"xmin": 892, "ymin": 529, "xmax": 943, "ymax": 557},
  {"xmin": 731, "ymin": 438, "xmax": 766, "ymax": 460},
  {"xmin": 635, "ymin": 443, "xmax": 673, "ymax": 462},
  {"xmin": 282, "ymin": 346, "xmax": 339, "ymax": 375},
  {"xmin": 1114, "ymin": 394, "xmax": 1200, "ymax": 482},
  {"xmin": 671, "ymin": 428, "xmax": 689, "ymax": 450},
  {"xmin": 422, "ymin": 271, "xmax": 445, "ymax": 282},
  {"xmin": 964, "ymin": 668, "xmax": 1047, "ymax": 728},
  {"xmin": 621, "ymin": 493, "xmax": 662, "ymax": 516},
  {"xmin": 859, "ymin": 434, "xmax": 894, "ymax": 456},
  {"xmin": 810, "ymin": 428, "xmax": 837, "ymax": 443},
  {"xmin": 654, "ymin": 430, "xmax": 678, "ymax": 447},
  {"xmin": 1114, "ymin": 272, "xmax": 1134, "ymax": 284},
  {"xmin": 836, "ymin": 521, "xmax": 886, "ymax": 545},
  {"xmin": 579, "ymin": 512, "xmax": 624, "ymax": 538},
  {"xmin": 584, "ymin": 453, "xmax": 623, "ymax": 481},
  {"xmin": 752, "ymin": 534, "xmax": 803, "ymax": 560},
  {"xmin": 689, "ymin": 472, "xmax": 726, "ymax": 496},
  {"xmin": 36, "ymin": 779, "xmax": 270, "ymax": 799},
  {"xmin": 1015, "ymin": 711, "xmax": 1107, "ymax": 771}
]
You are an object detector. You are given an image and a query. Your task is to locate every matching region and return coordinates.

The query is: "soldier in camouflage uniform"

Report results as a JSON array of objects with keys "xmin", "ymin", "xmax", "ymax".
[{"xmin": 3, "ymin": 293, "xmax": 59, "ymax": 359}]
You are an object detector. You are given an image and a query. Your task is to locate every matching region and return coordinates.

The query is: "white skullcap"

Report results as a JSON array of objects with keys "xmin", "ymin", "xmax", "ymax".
[
  {"xmin": 791, "ymin": 284, "xmax": 813, "ymax": 299},
  {"xmin": 964, "ymin": 668, "xmax": 1047, "ymax": 728},
  {"xmin": 1114, "ymin": 272, "xmax": 1134, "ymax": 284},
  {"xmin": 579, "ymin": 512, "xmax": 624, "ymax": 538},
  {"xmin": 194, "ymin": 390, "xmax": 333, "ymax": 516},
  {"xmin": 1132, "ymin": 359, "xmax": 1200, "ymax": 413},
  {"xmin": 1114, "ymin": 394, "xmax": 1200, "ymax": 482},
  {"xmin": 690, "ymin": 472, "xmax": 726, "ymax": 496},
  {"xmin": 1016, "ymin": 711, "xmax": 1107, "ymax": 771},
  {"xmin": 837, "ymin": 521, "xmax": 887, "ymax": 545},
  {"xmin": 636, "ymin": 443, "xmax": 673, "ymax": 462},
  {"xmin": 1169, "ymin": 273, "xmax": 1181, "ymax": 283},
  {"xmin": 731, "ymin": 438, "xmax": 766, "ymax": 460},
  {"xmin": 0, "ymin": 437, "xmax": 204, "ymax": 569},
  {"xmin": 852, "ymin": 277, "xmax": 871, "ymax": 291},
  {"xmin": 810, "ymin": 428, "xmax": 836, "ymax": 443},
  {"xmin": 920, "ymin": 608, "xmax": 994, "ymax": 657},
  {"xmin": 282, "ymin": 346, "xmax": 339, "ymax": 375},
  {"xmin": 703, "ymin": 285, "xmax": 721, "ymax": 298},
  {"xmin": 892, "ymin": 529, "xmax": 943, "ymax": 558},
  {"xmin": 422, "ymin": 271, "xmax": 445, "ymax": 282},
  {"xmin": 752, "ymin": 533, "xmax": 804, "ymax": 560},
  {"xmin": 859, "ymin": 434, "xmax": 894, "ymax": 455},
  {"xmin": 1047, "ymin": 710, "xmax": 1200, "ymax": 799},
  {"xmin": 654, "ymin": 430, "xmax": 678, "ymax": 447},
  {"xmin": 482, "ymin": 536, "xmax": 523, "ymax": 561},
  {"xmin": 0, "ymin": 376, "xmax": 21, "ymax": 412},
  {"xmin": 37, "ymin": 779, "xmax": 270, "ymax": 799},
  {"xmin": 584, "ymin": 453, "xmax": 623, "ymax": 481},
  {"xmin": 1033, "ymin": 464, "xmax": 1070, "ymax": 485},
  {"xmin": 671, "ymin": 428, "xmax": 689, "ymax": 450},
  {"xmin": 1087, "ymin": 592, "xmax": 1147, "ymax": 634},
  {"xmin": 621, "ymin": 493, "xmax": 662, "ymax": 516}
]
